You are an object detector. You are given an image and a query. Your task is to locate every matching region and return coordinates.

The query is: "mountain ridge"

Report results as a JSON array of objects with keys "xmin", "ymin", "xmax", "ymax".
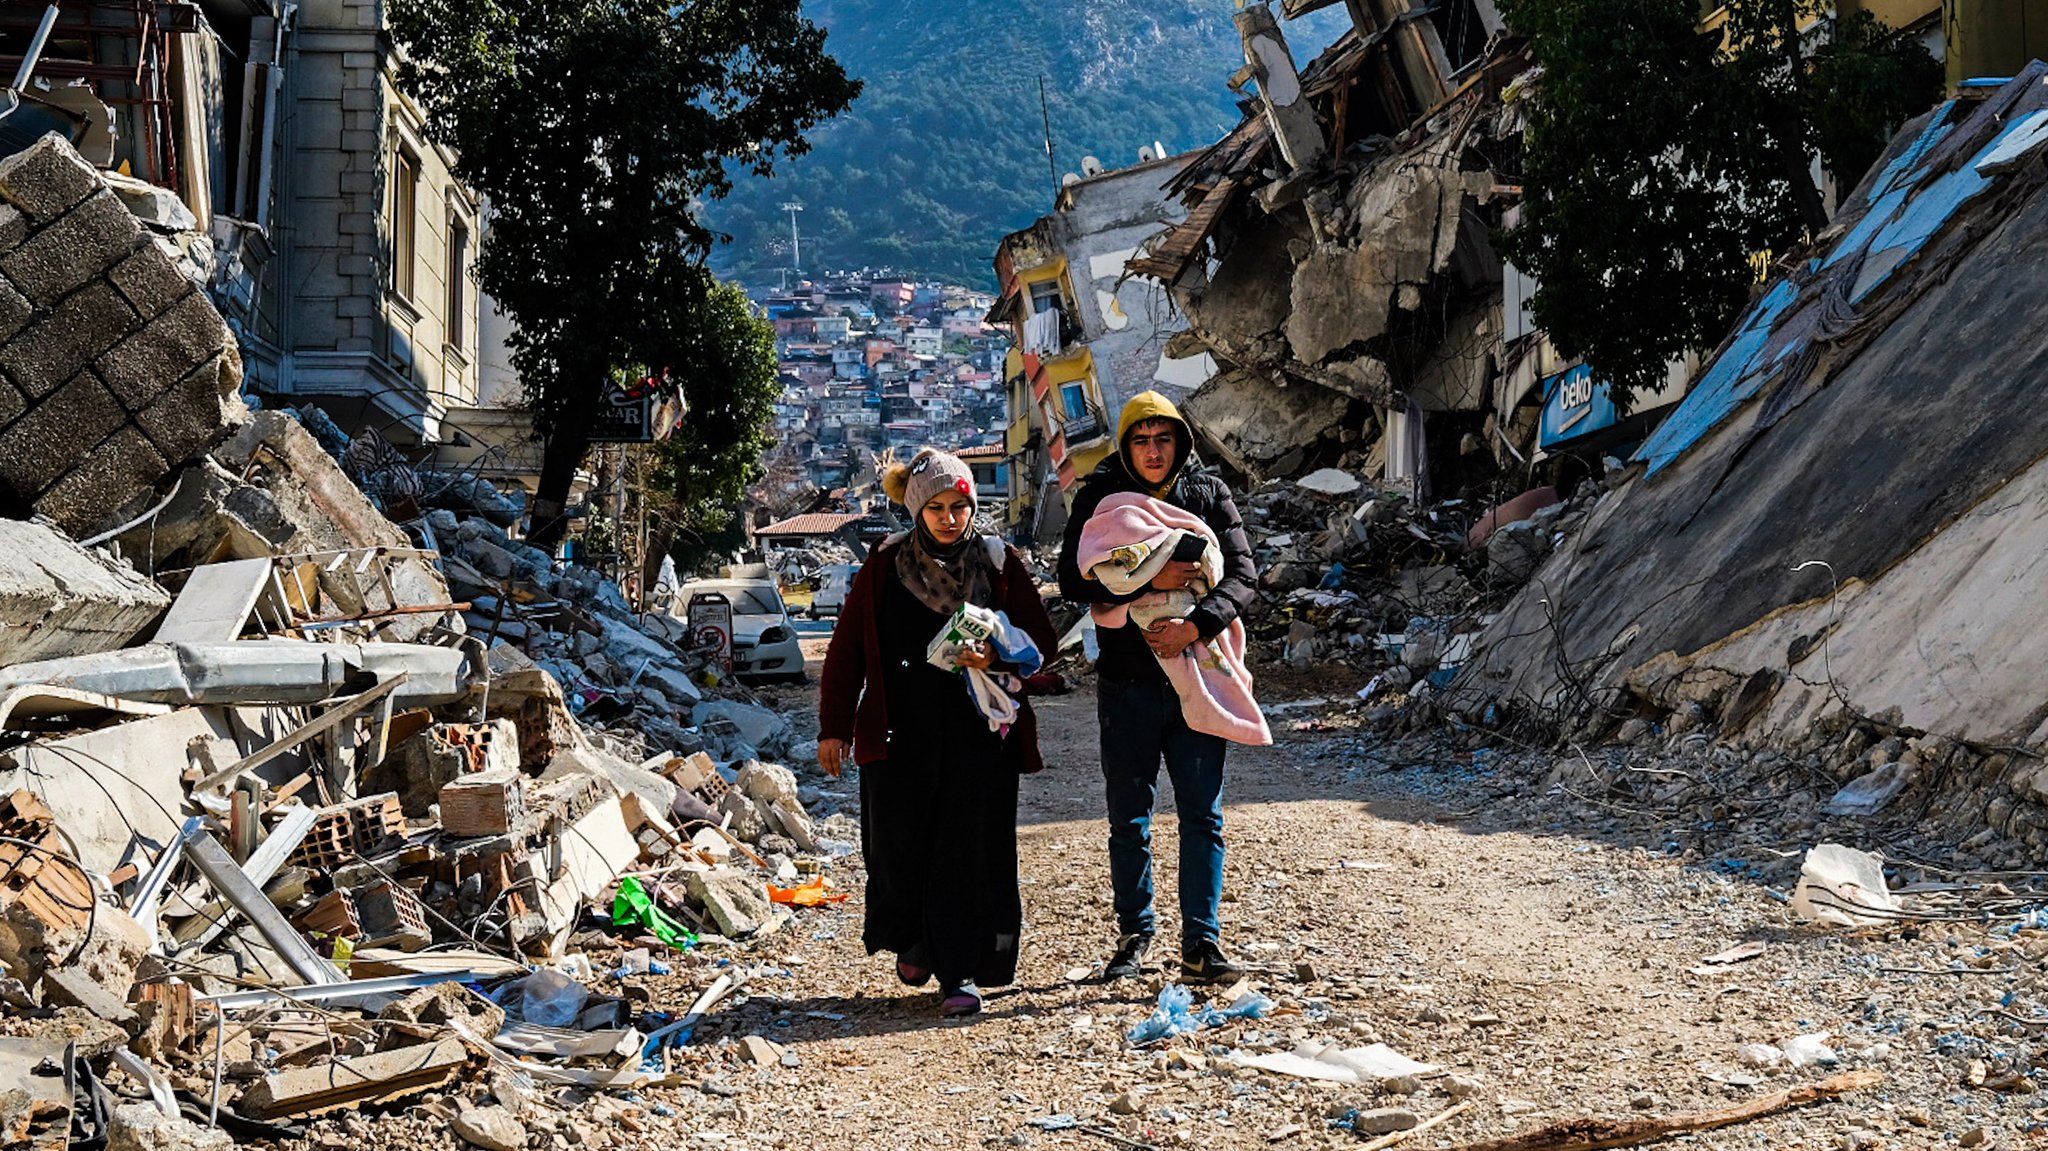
[{"xmin": 708, "ymin": 0, "xmax": 1347, "ymax": 288}]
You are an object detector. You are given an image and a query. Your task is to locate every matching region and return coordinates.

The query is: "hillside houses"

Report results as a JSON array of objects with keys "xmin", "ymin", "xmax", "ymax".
[{"xmin": 757, "ymin": 273, "xmax": 1008, "ymax": 506}]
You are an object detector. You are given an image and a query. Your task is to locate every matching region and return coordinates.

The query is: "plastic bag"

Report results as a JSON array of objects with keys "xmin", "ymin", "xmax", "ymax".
[
  {"xmin": 1126, "ymin": 984, "xmax": 1202, "ymax": 1046},
  {"xmin": 769, "ymin": 877, "xmax": 850, "ymax": 907},
  {"xmin": 1789, "ymin": 844, "xmax": 1899, "ymax": 927},
  {"xmin": 613, "ymin": 876, "xmax": 698, "ymax": 951},
  {"xmin": 514, "ymin": 967, "xmax": 588, "ymax": 1028},
  {"xmin": 1125, "ymin": 985, "xmax": 1277, "ymax": 1045}
]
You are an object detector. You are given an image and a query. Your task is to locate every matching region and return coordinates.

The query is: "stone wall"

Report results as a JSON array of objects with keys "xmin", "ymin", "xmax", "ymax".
[{"xmin": 0, "ymin": 136, "xmax": 243, "ymax": 536}]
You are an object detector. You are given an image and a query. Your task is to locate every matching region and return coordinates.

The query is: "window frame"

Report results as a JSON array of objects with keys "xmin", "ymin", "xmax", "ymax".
[{"xmin": 389, "ymin": 143, "xmax": 420, "ymax": 302}]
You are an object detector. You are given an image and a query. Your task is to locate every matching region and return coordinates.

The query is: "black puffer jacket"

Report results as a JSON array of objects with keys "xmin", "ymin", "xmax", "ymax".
[{"xmin": 1058, "ymin": 401, "xmax": 1257, "ymax": 686}]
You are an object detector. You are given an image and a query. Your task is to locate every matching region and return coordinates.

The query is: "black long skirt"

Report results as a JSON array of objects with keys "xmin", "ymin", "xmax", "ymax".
[{"xmin": 858, "ymin": 579, "xmax": 1023, "ymax": 987}]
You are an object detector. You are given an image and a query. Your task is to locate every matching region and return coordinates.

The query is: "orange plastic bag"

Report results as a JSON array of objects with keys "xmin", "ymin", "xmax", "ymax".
[{"xmin": 768, "ymin": 877, "xmax": 850, "ymax": 906}]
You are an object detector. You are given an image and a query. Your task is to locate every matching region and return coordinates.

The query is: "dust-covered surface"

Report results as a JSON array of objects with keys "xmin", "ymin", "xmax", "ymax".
[{"xmin": 282, "ymin": 647, "xmax": 2043, "ymax": 1151}]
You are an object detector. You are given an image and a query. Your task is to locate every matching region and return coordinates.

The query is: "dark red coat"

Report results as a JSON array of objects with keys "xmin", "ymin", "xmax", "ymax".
[{"xmin": 819, "ymin": 537, "xmax": 1060, "ymax": 773}]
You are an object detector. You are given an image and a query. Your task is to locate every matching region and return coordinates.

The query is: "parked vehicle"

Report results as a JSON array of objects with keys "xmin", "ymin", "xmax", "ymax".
[
  {"xmin": 810, "ymin": 563, "xmax": 860, "ymax": 618},
  {"xmin": 677, "ymin": 575, "xmax": 805, "ymax": 683}
]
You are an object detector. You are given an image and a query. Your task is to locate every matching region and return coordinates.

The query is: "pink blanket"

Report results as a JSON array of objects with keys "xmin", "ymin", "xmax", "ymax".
[{"xmin": 1078, "ymin": 493, "xmax": 1272, "ymax": 746}]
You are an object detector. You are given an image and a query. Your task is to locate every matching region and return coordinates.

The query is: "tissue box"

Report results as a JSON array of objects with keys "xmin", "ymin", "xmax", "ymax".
[{"xmin": 926, "ymin": 602, "xmax": 1000, "ymax": 669}]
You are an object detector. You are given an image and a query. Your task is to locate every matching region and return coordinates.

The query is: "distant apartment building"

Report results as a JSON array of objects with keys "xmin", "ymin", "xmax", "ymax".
[{"xmin": 992, "ymin": 148, "xmax": 1213, "ymax": 540}]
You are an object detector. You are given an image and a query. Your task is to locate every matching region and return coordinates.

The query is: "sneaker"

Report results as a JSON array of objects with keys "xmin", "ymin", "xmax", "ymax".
[
  {"xmin": 1103, "ymin": 932, "xmax": 1153, "ymax": 981},
  {"xmin": 896, "ymin": 959, "xmax": 932, "ymax": 987},
  {"xmin": 1181, "ymin": 939, "xmax": 1245, "ymax": 984},
  {"xmin": 940, "ymin": 981, "xmax": 983, "ymax": 1017}
]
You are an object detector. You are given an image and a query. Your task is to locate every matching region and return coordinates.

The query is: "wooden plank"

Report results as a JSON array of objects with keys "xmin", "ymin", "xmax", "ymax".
[
  {"xmin": 1438, "ymin": 1070, "xmax": 1882, "ymax": 1151},
  {"xmin": 192, "ymin": 673, "xmax": 411, "ymax": 793},
  {"xmin": 235, "ymin": 1037, "xmax": 472, "ymax": 1118}
]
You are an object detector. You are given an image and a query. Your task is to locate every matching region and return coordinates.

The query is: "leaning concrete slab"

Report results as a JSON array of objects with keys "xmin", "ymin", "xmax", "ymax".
[
  {"xmin": 0, "ymin": 136, "xmax": 246, "ymax": 536},
  {"xmin": 0, "ymin": 518, "xmax": 169, "ymax": 664}
]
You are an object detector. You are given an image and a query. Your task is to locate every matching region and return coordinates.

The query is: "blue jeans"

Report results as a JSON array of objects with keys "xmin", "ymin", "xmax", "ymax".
[{"xmin": 1098, "ymin": 676, "xmax": 1227, "ymax": 952}]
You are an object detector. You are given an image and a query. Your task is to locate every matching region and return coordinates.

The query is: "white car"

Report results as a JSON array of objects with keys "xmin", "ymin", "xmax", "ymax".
[
  {"xmin": 678, "ymin": 578, "xmax": 806, "ymax": 683},
  {"xmin": 810, "ymin": 563, "xmax": 859, "ymax": 617}
]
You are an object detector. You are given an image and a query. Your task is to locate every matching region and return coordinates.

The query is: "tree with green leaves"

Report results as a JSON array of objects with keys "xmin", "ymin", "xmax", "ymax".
[
  {"xmin": 639, "ymin": 281, "xmax": 782, "ymax": 577},
  {"xmin": 1499, "ymin": 0, "xmax": 1939, "ymax": 408},
  {"xmin": 390, "ymin": 0, "xmax": 859, "ymax": 546}
]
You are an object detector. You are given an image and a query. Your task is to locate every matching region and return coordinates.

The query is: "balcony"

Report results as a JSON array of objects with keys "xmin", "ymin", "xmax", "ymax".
[{"xmin": 1060, "ymin": 403, "xmax": 1109, "ymax": 447}]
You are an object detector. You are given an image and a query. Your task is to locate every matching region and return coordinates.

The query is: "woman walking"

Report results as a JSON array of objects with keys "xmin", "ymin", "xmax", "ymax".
[{"xmin": 818, "ymin": 448, "xmax": 1057, "ymax": 1016}]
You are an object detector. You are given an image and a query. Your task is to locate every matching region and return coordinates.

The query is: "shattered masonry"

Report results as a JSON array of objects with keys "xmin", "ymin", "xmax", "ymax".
[{"xmin": 0, "ymin": 139, "xmax": 243, "ymax": 536}]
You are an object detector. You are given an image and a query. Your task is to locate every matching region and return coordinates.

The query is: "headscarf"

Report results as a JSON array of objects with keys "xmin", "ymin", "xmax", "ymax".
[{"xmin": 890, "ymin": 449, "xmax": 994, "ymax": 614}]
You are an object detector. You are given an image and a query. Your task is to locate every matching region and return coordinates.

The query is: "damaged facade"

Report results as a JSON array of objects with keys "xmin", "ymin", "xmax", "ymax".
[
  {"xmin": 1126, "ymin": 0, "xmax": 1527, "ymax": 491},
  {"xmin": 990, "ymin": 148, "xmax": 1214, "ymax": 542}
]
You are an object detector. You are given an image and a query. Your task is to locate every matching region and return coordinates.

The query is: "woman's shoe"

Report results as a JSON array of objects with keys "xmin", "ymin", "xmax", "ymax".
[
  {"xmin": 896, "ymin": 959, "xmax": 932, "ymax": 987},
  {"xmin": 939, "ymin": 981, "xmax": 983, "ymax": 1017}
]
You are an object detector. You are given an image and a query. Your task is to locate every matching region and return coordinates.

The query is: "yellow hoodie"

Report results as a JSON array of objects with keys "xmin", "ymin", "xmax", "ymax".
[{"xmin": 1115, "ymin": 390, "xmax": 1192, "ymax": 498}]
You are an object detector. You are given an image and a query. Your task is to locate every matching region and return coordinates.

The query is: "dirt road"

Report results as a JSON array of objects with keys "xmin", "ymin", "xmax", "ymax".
[{"xmin": 518, "ymin": 636, "xmax": 2030, "ymax": 1150}]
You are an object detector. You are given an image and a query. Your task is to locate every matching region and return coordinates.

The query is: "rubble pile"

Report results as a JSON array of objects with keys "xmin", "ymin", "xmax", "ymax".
[
  {"xmin": 1228, "ymin": 467, "xmax": 1613, "ymax": 691},
  {"xmin": 0, "ymin": 134, "xmax": 850, "ymax": 1151},
  {"xmin": 1453, "ymin": 69, "xmax": 2048, "ymax": 846}
]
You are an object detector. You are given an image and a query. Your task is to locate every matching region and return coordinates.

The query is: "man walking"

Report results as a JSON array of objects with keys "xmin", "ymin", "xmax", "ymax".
[{"xmin": 1060, "ymin": 391, "xmax": 1258, "ymax": 983}]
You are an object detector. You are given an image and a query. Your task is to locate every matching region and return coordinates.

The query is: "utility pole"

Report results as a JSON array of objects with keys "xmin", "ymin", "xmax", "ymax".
[
  {"xmin": 1038, "ymin": 76, "xmax": 1058, "ymax": 202},
  {"xmin": 780, "ymin": 201, "xmax": 804, "ymax": 274}
]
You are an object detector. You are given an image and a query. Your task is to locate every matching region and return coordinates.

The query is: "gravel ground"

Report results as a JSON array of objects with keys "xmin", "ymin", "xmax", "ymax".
[{"xmin": 289, "ymin": 640, "xmax": 2047, "ymax": 1151}]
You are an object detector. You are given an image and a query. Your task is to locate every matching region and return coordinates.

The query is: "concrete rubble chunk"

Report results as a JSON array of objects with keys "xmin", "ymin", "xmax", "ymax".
[
  {"xmin": 453, "ymin": 1104, "xmax": 529, "ymax": 1151},
  {"xmin": 1295, "ymin": 468, "xmax": 1362, "ymax": 497},
  {"xmin": 0, "ymin": 135, "xmax": 101, "ymax": 223},
  {"xmin": 0, "ymin": 518, "xmax": 171, "ymax": 665},
  {"xmin": 0, "ymin": 189, "xmax": 144, "ymax": 307},
  {"xmin": 107, "ymin": 1102, "xmax": 235, "ymax": 1151},
  {"xmin": 693, "ymin": 699, "xmax": 789, "ymax": 755},
  {"xmin": 688, "ymin": 868, "xmax": 772, "ymax": 938}
]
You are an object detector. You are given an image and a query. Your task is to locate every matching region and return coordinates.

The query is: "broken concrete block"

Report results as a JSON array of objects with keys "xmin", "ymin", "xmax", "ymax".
[
  {"xmin": 101, "ymin": 171, "xmax": 199, "ymax": 233},
  {"xmin": 0, "ymin": 135, "xmax": 102, "ymax": 223},
  {"xmin": 107, "ymin": 1101, "xmax": 235, "ymax": 1151},
  {"xmin": 97, "ymin": 289, "xmax": 233, "ymax": 412},
  {"xmin": 0, "ymin": 518, "xmax": 171, "ymax": 665},
  {"xmin": 541, "ymin": 744, "xmax": 676, "ymax": 822},
  {"xmin": 131, "ymin": 351, "xmax": 244, "ymax": 464},
  {"xmin": 107, "ymin": 242, "xmax": 194, "ymax": 320},
  {"xmin": 767, "ymin": 798, "xmax": 820, "ymax": 853},
  {"xmin": 0, "ymin": 280, "xmax": 135, "ymax": 401},
  {"xmin": 734, "ymin": 760, "xmax": 801, "ymax": 810},
  {"xmin": 1485, "ymin": 519, "xmax": 1550, "ymax": 584},
  {"xmin": 736, "ymin": 1034, "xmax": 784, "ymax": 1065},
  {"xmin": 40, "ymin": 967, "xmax": 138, "ymax": 1033},
  {"xmin": 377, "ymin": 980, "xmax": 506, "ymax": 1046},
  {"xmin": 1, "ymin": 189, "xmax": 144, "ymax": 307},
  {"xmin": 452, "ymin": 1104, "xmax": 528, "ymax": 1151},
  {"xmin": 716, "ymin": 791, "xmax": 769, "ymax": 843},
  {"xmin": 1182, "ymin": 369, "xmax": 1349, "ymax": 479},
  {"xmin": 0, "ymin": 369, "xmax": 126, "ymax": 493},
  {"xmin": 693, "ymin": 699, "xmax": 789, "ymax": 755},
  {"xmin": 687, "ymin": 869, "xmax": 772, "ymax": 938},
  {"xmin": 33, "ymin": 426, "xmax": 170, "ymax": 536}
]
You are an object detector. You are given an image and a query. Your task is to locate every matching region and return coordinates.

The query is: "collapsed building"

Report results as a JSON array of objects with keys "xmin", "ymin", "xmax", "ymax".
[
  {"xmin": 1128, "ymin": 2, "xmax": 1535, "ymax": 493},
  {"xmin": 1457, "ymin": 69, "xmax": 2048, "ymax": 846},
  {"xmin": 0, "ymin": 136, "xmax": 841, "ymax": 1146}
]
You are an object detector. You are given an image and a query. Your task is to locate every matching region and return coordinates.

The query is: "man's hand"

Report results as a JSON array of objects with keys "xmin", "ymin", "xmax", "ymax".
[
  {"xmin": 955, "ymin": 641, "xmax": 994, "ymax": 671},
  {"xmin": 818, "ymin": 738, "xmax": 849, "ymax": 778},
  {"xmin": 1144, "ymin": 618, "xmax": 1200, "ymax": 659},
  {"xmin": 1149, "ymin": 561, "xmax": 1205, "ymax": 591}
]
